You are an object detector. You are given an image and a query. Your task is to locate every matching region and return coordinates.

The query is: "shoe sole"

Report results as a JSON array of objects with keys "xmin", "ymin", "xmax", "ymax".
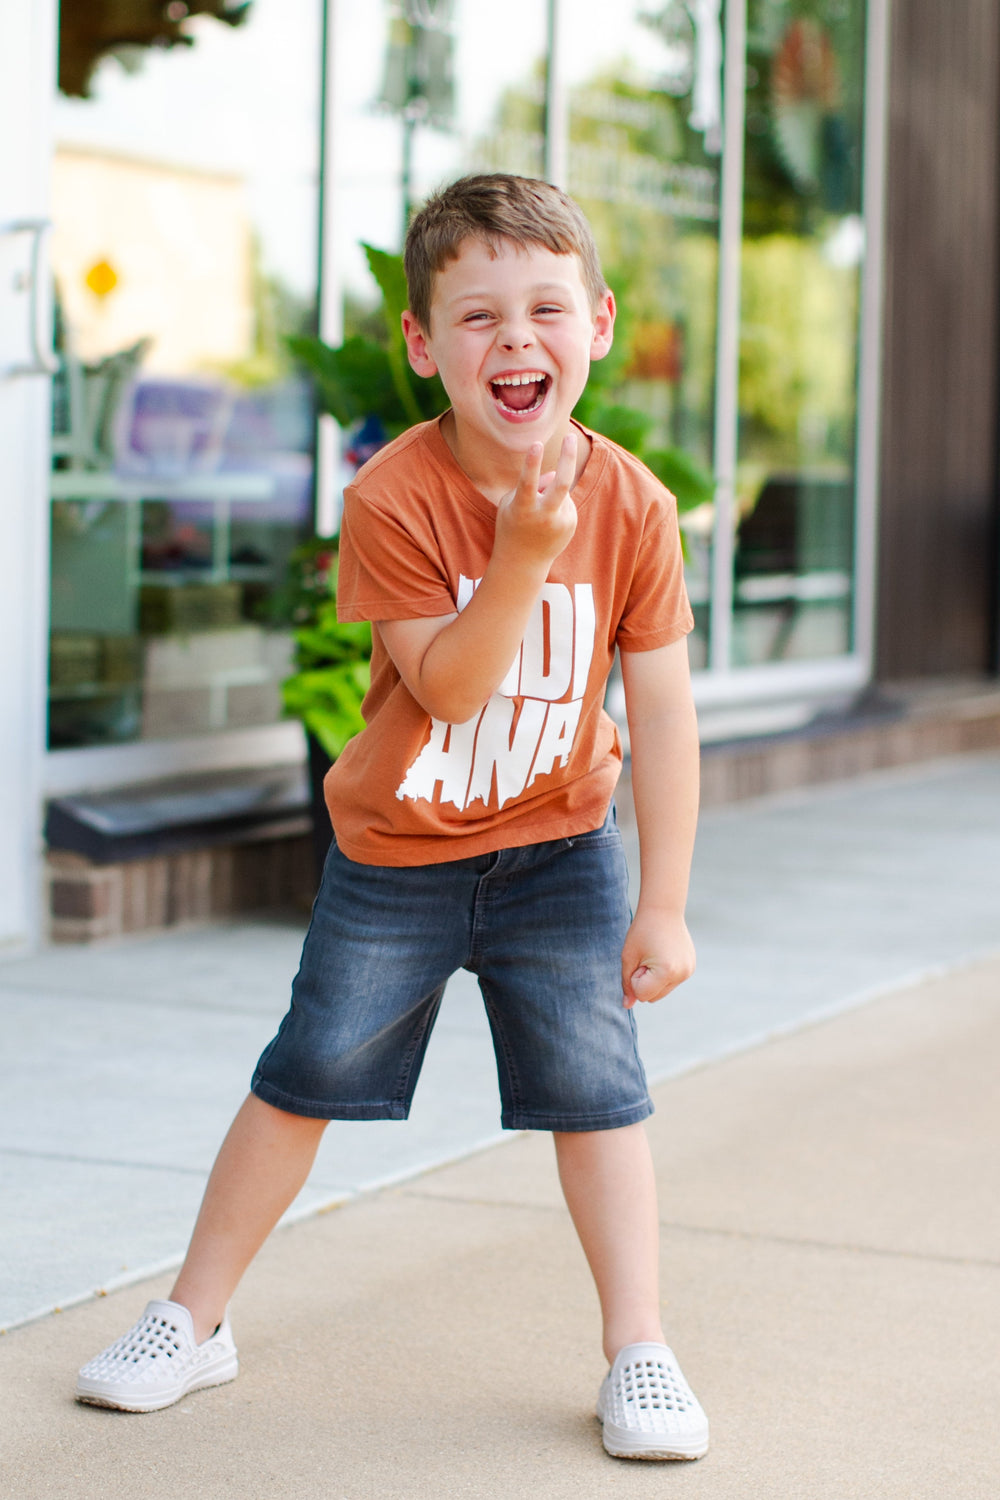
[
  {"xmin": 600, "ymin": 1418, "xmax": 709, "ymax": 1460},
  {"xmin": 602, "ymin": 1430, "xmax": 708, "ymax": 1460},
  {"xmin": 76, "ymin": 1351, "xmax": 239, "ymax": 1413},
  {"xmin": 597, "ymin": 1402, "xmax": 709, "ymax": 1461}
]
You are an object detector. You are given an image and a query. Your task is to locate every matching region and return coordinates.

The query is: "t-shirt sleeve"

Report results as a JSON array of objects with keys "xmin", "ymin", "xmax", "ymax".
[
  {"xmin": 336, "ymin": 483, "xmax": 458, "ymax": 623},
  {"xmin": 615, "ymin": 497, "xmax": 695, "ymax": 651}
]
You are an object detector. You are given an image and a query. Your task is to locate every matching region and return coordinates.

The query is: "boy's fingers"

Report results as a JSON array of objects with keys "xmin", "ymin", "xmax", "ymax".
[
  {"xmin": 622, "ymin": 961, "xmax": 648, "ymax": 1008},
  {"xmin": 540, "ymin": 432, "xmax": 577, "ymax": 507},
  {"xmin": 622, "ymin": 960, "xmax": 682, "ymax": 1008},
  {"xmin": 513, "ymin": 442, "xmax": 544, "ymax": 505}
]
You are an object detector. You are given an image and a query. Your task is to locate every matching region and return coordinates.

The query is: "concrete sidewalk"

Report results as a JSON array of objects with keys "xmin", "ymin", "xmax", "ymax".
[
  {"xmin": 4, "ymin": 752, "xmax": 1000, "ymax": 1334},
  {"xmin": 2, "ymin": 953, "xmax": 998, "ymax": 1498},
  {"xmin": 1, "ymin": 752, "xmax": 999, "ymax": 1495}
]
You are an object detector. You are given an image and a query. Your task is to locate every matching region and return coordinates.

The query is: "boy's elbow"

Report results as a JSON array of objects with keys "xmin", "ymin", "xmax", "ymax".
[{"xmin": 413, "ymin": 678, "xmax": 488, "ymax": 725}]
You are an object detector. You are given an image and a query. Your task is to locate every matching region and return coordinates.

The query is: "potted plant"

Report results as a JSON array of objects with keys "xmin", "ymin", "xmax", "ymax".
[
  {"xmin": 273, "ymin": 538, "xmax": 371, "ymax": 875},
  {"xmin": 287, "ymin": 244, "xmax": 450, "ymax": 440}
]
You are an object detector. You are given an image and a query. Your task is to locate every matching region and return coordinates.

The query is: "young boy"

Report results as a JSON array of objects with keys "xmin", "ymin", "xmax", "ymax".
[{"xmin": 76, "ymin": 174, "xmax": 707, "ymax": 1462}]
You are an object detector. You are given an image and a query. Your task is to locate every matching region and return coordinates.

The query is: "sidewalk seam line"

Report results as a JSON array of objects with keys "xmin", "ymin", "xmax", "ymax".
[
  {"xmin": 401, "ymin": 1192, "xmax": 1000, "ymax": 1270},
  {"xmin": 658, "ymin": 1218, "xmax": 1000, "ymax": 1270}
]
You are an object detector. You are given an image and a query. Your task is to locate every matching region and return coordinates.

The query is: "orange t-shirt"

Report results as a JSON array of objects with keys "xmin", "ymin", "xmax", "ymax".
[{"xmin": 326, "ymin": 416, "xmax": 693, "ymax": 866}]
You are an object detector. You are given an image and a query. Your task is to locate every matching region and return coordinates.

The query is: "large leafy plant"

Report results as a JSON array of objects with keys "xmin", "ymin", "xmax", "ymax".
[
  {"xmin": 287, "ymin": 244, "xmax": 449, "ymax": 437},
  {"xmin": 280, "ymin": 247, "xmax": 446, "ymax": 764},
  {"xmin": 571, "ymin": 283, "xmax": 715, "ymax": 518},
  {"xmin": 276, "ymin": 537, "xmax": 372, "ymax": 760}
]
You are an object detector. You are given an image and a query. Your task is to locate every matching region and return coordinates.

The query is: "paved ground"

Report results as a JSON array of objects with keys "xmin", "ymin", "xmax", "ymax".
[
  {"xmin": 1, "ymin": 753, "xmax": 998, "ymax": 1495},
  {"xmin": 3, "ymin": 953, "xmax": 998, "ymax": 1498},
  {"xmin": 3, "ymin": 753, "xmax": 999, "ymax": 1332}
]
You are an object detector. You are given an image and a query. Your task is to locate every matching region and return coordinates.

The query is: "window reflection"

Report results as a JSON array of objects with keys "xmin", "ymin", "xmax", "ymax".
[
  {"xmin": 733, "ymin": 0, "xmax": 866, "ymax": 666},
  {"xmin": 328, "ymin": 1, "xmax": 547, "ymax": 322},
  {"xmin": 329, "ymin": 4, "xmax": 719, "ymax": 673},
  {"xmin": 562, "ymin": 0, "xmax": 721, "ymax": 670},
  {"xmin": 48, "ymin": 0, "xmax": 321, "ymax": 749}
]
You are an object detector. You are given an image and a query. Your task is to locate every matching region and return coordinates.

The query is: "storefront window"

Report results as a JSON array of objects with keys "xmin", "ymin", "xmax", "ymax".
[
  {"xmin": 328, "ymin": 0, "xmax": 719, "ymax": 670},
  {"xmin": 47, "ymin": 0, "xmax": 875, "ymax": 758},
  {"xmin": 732, "ymin": 0, "xmax": 866, "ymax": 666},
  {"xmin": 47, "ymin": 0, "xmax": 323, "ymax": 749},
  {"xmin": 562, "ymin": 0, "xmax": 722, "ymax": 670},
  {"xmin": 327, "ymin": 1, "xmax": 548, "ymax": 338}
]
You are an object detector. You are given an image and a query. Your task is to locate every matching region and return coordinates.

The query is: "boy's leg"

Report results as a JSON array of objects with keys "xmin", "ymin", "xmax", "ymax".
[
  {"xmin": 169, "ymin": 838, "xmax": 477, "ymax": 1342},
  {"xmin": 552, "ymin": 1122, "xmax": 664, "ymax": 1364},
  {"xmin": 170, "ymin": 1093, "xmax": 328, "ymax": 1342},
  {"xmin": 75, "ymin": 1094, "xmax": 326, "ymax": 1412},
  {"xmin": 555, "ymin": 1121, "xmax": 709, "ymax": 1461}
]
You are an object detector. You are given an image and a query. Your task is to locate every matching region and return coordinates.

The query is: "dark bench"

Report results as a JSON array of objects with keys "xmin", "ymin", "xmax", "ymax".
[{"xmin": 45, "ymin": 764, "xmax": 316, "ymax": 942}]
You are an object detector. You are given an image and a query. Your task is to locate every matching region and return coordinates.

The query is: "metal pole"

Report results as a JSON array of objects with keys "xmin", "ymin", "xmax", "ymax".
[
  {"xmin": 707, "ymin": 0, "xmax": 747, "ymax": 676},
  {"xmin": 401, "ymin": 111, "xmax": 415, "ymax": 245},
  {"xmin": 544, "ymin": 0, "xmax": 567, "ymax": 186},
  {"xmin": 851, "ymin": 0, "xmax": 891, "ymax": 681}
]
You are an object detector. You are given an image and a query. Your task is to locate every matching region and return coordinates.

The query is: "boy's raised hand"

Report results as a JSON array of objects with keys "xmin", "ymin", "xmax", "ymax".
[{"xmin": 494, "ymin": 434, "xmax": 578, "ymax": 572}]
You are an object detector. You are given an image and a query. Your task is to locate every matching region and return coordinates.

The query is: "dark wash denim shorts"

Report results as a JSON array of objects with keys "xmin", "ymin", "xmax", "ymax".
[{"xmin": 251, "ymin": 806, "xmax": 653, "ymax": 1132}]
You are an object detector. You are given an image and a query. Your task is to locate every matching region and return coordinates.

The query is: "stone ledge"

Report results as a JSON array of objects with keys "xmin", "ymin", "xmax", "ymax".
[
  {"xmin": 46, "ymin": 833, "xmax": 315, "ymax": 945},
  {"xmin": 699, "ymin": 681, "xmax": 1000, "ymax": 807},
  {"xmin": 45, "ymin": 681, "xmax": 1000, "ymax": 942}
]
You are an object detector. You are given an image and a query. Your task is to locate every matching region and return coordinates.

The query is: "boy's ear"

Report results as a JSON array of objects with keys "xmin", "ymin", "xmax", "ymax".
[
  {"xmin": 401, "ymin": 310, "xmax": 438, "ymax": 378},
  {"xmin": 590, "ymin": 290, "xmax": 616, "ymax": 364}
]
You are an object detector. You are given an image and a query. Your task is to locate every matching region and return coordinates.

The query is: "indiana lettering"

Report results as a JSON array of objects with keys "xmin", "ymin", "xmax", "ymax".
[{"xmin": 396, "ymin": 575, "xmax": 597, "ymax": 811}]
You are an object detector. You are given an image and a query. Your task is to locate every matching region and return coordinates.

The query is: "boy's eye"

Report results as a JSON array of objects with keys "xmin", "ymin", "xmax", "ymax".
[
  {"xmin": 534, "ymin": 305, "xmax": 562, "ymax": 316},
  {"xmin": 463, "ymin": 311, "xmax": 492, "ymax": 323}
]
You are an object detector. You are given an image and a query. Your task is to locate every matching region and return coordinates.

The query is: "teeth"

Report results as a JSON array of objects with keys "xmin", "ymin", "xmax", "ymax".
[{"xmin": 491, "ymin": 372, "xmax": 546, "ymax": 386}]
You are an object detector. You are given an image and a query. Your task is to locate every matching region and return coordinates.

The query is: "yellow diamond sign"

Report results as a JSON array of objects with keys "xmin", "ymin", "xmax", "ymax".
[{"xmin": 85, "ymin": 258, "xmax": 118, "ymax": 298}]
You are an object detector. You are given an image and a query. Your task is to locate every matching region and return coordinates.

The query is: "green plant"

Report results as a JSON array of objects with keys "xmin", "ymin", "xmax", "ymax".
[
  {"xmin": 571, "ymin": 290, "xmax": 715, "ymax": 518},
  {"xmin": 278, "ymin": 538, "xmax": 372, "ymax": 760},
  {"xmin": 287, "ymin": 245, "xmax": 449, "ymax": 438}
]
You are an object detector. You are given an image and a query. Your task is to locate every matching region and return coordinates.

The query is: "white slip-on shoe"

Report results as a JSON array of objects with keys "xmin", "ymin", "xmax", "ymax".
[
  {"xmin": 76, "ymin": 1299, "xmax": 238, "ymax": 1412},
  {"xmin": 596, "ymin": 1340, "xmax": 709, "ymax": 1460}
]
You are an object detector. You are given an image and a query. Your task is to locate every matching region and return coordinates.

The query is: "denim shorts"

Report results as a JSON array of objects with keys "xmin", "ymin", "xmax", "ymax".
[{"xmin": 251, "ymin": 806, "xmax": 652, "ymax": 1132}]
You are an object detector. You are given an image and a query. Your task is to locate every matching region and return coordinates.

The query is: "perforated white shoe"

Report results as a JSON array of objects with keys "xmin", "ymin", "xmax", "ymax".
[
  {"xmin": 596, "ymin": 1341, "xmax": 709, "ymax": 1460},
  {"xmin": 76, "ymin": 1299, "xmax": 238, "ymax": 1412}
]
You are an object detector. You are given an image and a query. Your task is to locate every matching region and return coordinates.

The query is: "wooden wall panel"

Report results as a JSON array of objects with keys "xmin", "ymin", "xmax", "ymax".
[{"xmin": 877, "ymin": 0, "xmax": 1000, "ymax": 677}]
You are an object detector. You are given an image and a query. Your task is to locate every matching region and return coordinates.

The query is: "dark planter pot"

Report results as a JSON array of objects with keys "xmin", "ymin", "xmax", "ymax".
[{"xmin": 306, "ymin": 733, "xmax": 334, "ymax": 884}]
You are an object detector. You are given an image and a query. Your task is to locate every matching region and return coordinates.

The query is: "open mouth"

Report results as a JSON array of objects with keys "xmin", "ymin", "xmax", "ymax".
[{"xmin": 489, "ymin": 371, "xmax": 551, "ymax": 415}]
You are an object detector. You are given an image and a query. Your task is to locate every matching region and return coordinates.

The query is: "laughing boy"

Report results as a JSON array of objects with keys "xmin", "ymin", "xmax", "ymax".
[{"xmin": 76, "ymin": 174, "xmax": 708, "ymax": 1462}]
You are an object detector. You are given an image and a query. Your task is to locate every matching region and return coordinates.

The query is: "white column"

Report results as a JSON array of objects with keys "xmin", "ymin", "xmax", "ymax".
[
  {"xmin": 707, "ymin": 0, "xmax": 747, "ymax": 675},
  {"xmin": 0, "ymin": 0, "xmax": 57, "ymax": 949},
  {"xmin": 851, "ymin": 0, "xmax": 891, "ymax": 675},
  {"xmin": 544, "ymin": 0, "xmax": 568, "ymax": 189},
  {"xmin": 315, "ymin": 0, "xmax": 343, "ymax": 538}
]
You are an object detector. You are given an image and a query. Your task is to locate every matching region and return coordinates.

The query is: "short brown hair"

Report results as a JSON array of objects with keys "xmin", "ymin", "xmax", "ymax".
[{"xmin": 404, "ymin": 173, "xmax": 607, "ymax": 330}]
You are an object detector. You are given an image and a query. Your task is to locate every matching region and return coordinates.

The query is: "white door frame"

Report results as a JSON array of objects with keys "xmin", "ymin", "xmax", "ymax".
[
  {"xmin": 702, "ymin": 0, "xmax": 888, "ymax": 703},
  {"xmin": 0, "ymin": 0, "xmax": 58, "ymax": 950}
]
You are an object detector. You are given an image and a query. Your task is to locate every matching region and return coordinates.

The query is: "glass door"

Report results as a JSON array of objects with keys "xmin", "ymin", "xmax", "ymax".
[
  {"xmin": 731, "ymin": 0, "xmax": 867, "ymax": 668},
  {"xmin": 560, "ymin": 0, "xmax": 723, "ymax": 672},
  {"xmin": 48, "ymin": 0, "xmax": 323, "ymax": 750}
]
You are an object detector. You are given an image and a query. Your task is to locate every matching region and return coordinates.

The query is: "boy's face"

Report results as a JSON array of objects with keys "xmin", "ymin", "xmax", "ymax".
[{"xmin": 401, "ymin": 237, "xmax": 614, "ymax": 477}]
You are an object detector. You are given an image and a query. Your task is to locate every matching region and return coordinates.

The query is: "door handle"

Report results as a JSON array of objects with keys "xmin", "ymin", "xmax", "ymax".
[{"xmin": 1, "ymin": 218, "xmax": 59, "ymax": 379}]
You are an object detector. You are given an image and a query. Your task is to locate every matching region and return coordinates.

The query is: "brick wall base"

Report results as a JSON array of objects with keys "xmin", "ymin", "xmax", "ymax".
[
  {"xmin": 699, "ymin": 683, "xmax": 1000, "ymax": 807},
  {"xmin": 45, "ymin": 683, "xmax": 1000, "ymax": 944},
  {"xmin": 47, "ymin": 833, "xmax": 316, "ymax": 944}
]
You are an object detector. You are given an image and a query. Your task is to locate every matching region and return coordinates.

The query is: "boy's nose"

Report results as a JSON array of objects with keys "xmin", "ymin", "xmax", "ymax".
[{"xmin": 497, "ymin": 318, "xmax": 535, "ymax": 350}]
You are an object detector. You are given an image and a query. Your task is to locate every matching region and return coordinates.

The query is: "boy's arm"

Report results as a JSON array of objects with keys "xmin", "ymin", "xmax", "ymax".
[
  {"xmin": 377, "ymin": 437, "xmax": 577, "ymax": 723},
  {"xmin": 619, "ymin": 637, "xmax": 700, "ymax": 1008}
]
